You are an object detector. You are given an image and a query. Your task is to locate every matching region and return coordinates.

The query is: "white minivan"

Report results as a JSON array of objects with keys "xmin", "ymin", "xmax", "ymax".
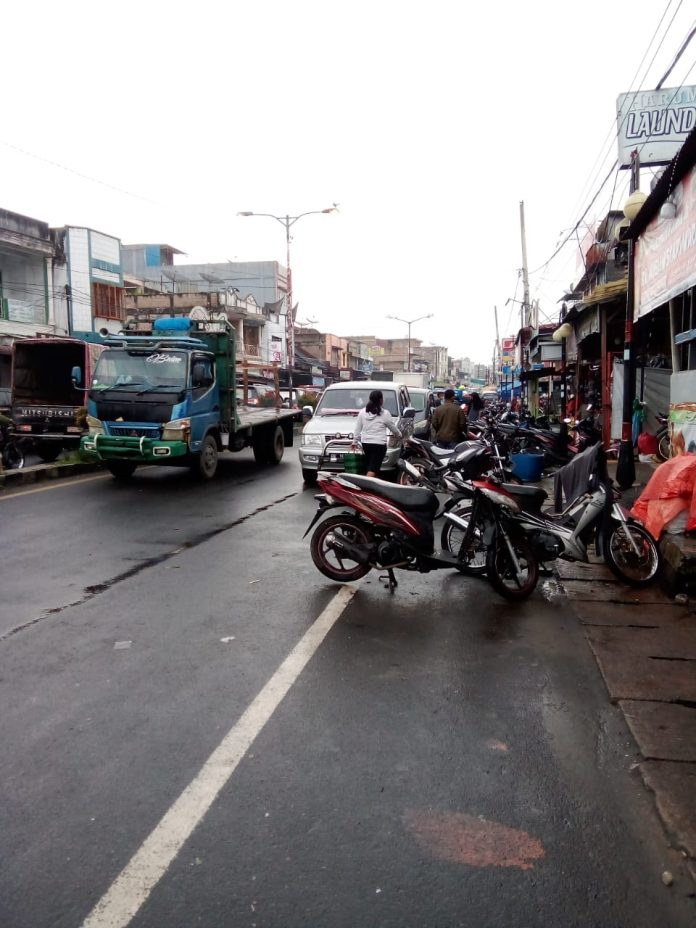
[{"xmin": 298, "ymin": 380, "xmax": 414, "ymax": 485}]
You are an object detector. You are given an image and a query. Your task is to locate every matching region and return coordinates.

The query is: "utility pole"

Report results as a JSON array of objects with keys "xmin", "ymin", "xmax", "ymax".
[
  {"xmin": 616, "ymin": 151, "xmax": 641, "ymax": 489},
  {"xmin": 519, "ymin": 201, "xmax": 531, "ymax": 329},
  {"xmin": 493, "ymin": 304, "xmax": 501, "ymax": 388}
]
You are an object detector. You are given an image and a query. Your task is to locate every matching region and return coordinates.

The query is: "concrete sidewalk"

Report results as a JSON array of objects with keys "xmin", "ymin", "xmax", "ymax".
[
  {"xmin": 540, "ymin": 458, "xmax": 696, "ymax": 882},
  {"xmin": 0, "ymin": 457, "xmax": 101, "ymax": 490}
]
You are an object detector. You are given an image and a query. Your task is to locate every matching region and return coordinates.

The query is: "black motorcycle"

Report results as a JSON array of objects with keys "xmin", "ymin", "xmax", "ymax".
[{"xmin": 0, "ymin": 421, "xmax": 25, "ymax": 471}]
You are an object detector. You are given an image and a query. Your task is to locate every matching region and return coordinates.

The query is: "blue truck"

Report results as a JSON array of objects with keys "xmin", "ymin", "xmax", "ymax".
[{"xmin": 79, "ymin": 314, "xmax": 296, "ymax": 480}]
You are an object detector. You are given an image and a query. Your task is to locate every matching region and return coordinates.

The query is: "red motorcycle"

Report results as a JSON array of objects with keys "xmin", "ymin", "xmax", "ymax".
[{"xmin": 304, "ymin": 470, "xmax": 538, "ymax": 598}]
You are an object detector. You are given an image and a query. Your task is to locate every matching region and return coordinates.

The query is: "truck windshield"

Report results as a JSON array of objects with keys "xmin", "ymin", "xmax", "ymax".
[
  {"xmin": 92, "ymin": 350, "xmax": 188, "ymax": 391},
  {"xmin": 315, "ymin": 388, "xmax": 398, "ymax": 416}
]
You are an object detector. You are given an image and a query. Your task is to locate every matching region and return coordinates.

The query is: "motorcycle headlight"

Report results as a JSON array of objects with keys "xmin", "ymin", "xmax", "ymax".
[
  {"xmin": 162, "ymin": 418, "xmax": 191, "ymax": 442},
  {"xmin": 302, "ymin": 434, "xmax": 323, "ymax": 448},
  {"xmin": 87, "ymin": 415, "xmax": 104, "ymax": 436}
]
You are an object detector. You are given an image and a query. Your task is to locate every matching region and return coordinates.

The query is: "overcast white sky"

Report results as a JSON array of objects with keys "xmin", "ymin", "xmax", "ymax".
[{"xmin": 2, "ymin": 1, "xmax": 695, "ymax": 364}]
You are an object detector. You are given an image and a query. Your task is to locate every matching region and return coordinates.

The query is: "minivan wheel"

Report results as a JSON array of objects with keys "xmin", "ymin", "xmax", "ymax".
[{"xmin": 302, "ymin": 468, "xmax": 317, "ymax": 486}]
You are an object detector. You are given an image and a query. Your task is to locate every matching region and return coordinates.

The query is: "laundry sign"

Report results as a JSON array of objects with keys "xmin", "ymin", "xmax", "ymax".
[{"xmin": 617, "ymin": 85, "xmax": 696, "ymax": 167}]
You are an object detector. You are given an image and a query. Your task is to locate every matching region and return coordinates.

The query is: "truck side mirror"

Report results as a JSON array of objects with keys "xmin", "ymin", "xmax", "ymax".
[
  {"xmin": 71, "ymin": 366, "xmax": 83, "ymax": 386},
  {"xmin": 302, "ymin": 405, "xmax": 314, "ymax": 419},
  {"xmin": 402, "ymin": 407, "xmax": 416, "ymax": 419}
]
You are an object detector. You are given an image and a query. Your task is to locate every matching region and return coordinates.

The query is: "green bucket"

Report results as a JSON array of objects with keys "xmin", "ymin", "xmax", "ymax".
[{"xmin": 343, "ymin": 452, "xmax": 366, "ymax": 474}]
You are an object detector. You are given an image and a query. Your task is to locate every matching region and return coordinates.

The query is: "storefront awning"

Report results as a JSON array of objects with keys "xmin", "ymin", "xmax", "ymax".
[{"xmin": 520, "ymin": 367, "xmax": 560, "ymax": 381}]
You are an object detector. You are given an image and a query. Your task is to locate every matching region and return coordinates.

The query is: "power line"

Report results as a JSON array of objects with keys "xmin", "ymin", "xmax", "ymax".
[
  {"xmin": 531, "ymin": 0, "xmax": 688, "ymax": 282},
  {"xmin": 0, "ymin": 140, "xmax": 162, "ymax": 206},
  {"xmin": 564, "ymin": 0, "xmax": 683, "ymax": 228}
]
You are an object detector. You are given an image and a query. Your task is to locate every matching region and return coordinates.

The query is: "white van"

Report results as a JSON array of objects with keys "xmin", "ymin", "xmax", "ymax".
[{"xmin": 298, "ymin": 380, "xmax": 415, "ymax": 485}]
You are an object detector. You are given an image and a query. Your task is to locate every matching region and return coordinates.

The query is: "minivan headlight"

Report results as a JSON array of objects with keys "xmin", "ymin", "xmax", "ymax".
[
  {"xmin": 162, "ymin": 418, "xmax": 191, "ymax": 442},
  {"xmin": 302, "ymin": 434, "xmax": 323, "ymax": 447}
]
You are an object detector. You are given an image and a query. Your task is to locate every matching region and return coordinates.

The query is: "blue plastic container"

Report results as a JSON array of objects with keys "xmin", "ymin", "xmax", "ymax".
[{"xmin": 510, "ymin": 451, "xmax": 545, "ymax": 482}]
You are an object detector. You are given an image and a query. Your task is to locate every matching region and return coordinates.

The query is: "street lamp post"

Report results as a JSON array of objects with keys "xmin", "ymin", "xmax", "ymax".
[
  {"xmin": 386, "ymin": 313, "xmax": 434, "ymax": 372},
  {"xmin": 237, "ymin": 207, "xmax": 337, "ymax": 400}
]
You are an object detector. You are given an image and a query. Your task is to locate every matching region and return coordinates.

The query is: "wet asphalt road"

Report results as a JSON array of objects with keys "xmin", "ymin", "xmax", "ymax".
[{"xmin": 1, "ymin": 453, "xmax": 694, "ymax": 928}]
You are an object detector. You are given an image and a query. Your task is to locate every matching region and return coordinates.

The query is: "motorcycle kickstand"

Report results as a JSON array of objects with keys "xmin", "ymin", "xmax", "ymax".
[{"xmin": 379, "ymin": 569, "xmax": 398, "ymax": 592}]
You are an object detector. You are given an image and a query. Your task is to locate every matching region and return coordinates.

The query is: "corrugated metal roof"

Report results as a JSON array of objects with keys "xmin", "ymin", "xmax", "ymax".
[{"xmin": 578, "ymin": 278, "xmax": 627, "ymax": 307}]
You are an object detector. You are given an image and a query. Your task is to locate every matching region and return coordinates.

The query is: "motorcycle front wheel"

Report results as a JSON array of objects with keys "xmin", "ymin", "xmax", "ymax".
[
  {"xmin": 440, "ymin": 503, "xmax": 487, "ymax": 574},
  {"xmin": 3, "ymin": 442, "xmax": 24, "ymax": 470},
  {"xmin": 310, "ymin": 514, "xmax": 373, "ymax": 582},
  {"xmin": 604, "ymin": 522, "xmax": 660, "ymax": 587},
  {"xmin": 486, "ymin": 531, "xmax": 539, "ymax": 601}
]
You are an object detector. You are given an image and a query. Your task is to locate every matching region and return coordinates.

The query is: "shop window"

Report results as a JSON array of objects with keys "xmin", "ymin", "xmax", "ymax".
[{"xmin": 92, "ymin": 283, "xmax": 124, "ymax": 320}]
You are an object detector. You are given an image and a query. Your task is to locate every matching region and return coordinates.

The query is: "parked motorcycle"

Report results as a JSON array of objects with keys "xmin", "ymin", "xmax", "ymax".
[
  {"xmin": 304, "ymin": 469, "xmax": 533, "ymax": 597},
  {"xmin": 655, "ymin": 412, "xmax": 671, "ymax": 462},
  {"xmin": 398, "ymin": 427, "xmax": 521, "ymax": 489},
  {"xmin": 443, "ymin": 445, "xmax": 661, "ymax": 591},
  {"xmin": 0, "ymin": 420, "xmax": 25, "ymax": 471}
]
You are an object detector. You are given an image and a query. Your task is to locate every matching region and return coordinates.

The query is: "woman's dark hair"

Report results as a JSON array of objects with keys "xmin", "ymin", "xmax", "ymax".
[
  {"xmin": 471, "ymin": 392, "xmax": 484, "ymax": 409},
  {"xmin": 366, "ymin": 389, "xmax": 383, "ymax": 415}
]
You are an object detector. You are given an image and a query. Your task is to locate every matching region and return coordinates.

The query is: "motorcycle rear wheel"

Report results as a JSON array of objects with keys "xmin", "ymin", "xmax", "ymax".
[
  {"xmin": 656, "ymin": 432, "xmax": 671, "ymax": 462},
  {"xmin": 398, "ymin": 463, "xmax": 427, "ymax": 486},
  {"xmin": 603, "ymin": 523, "xmax": 660, "ymax": 587},
  {"xmin": 310, "ymin": 514, "xmax": 373, "ymax": 582},
  {"xmin": 486, "ymin": 532, "xmax": 539, "ymax": 601},
  {"xmin": 440, "ymin": 504, "xmax": 487, "ymax": 574}
]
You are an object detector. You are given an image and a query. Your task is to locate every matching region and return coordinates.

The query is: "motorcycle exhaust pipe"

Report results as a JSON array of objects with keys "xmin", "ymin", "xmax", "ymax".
[
  {"xmin": 327, "ymin": 533, "xmax": 372, "ymax": 565},
  {"xmin": 444, "ymin": 511, "xmax": 471, "ymax": 532}
]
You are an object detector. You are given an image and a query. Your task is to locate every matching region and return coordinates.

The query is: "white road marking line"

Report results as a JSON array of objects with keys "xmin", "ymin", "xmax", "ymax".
[
  {"xmin": 81, "ymin": 584, "xmax": 357, "ymax": 928},
  {"xmin": 0, "ymin": 473, "xmax": 109, "ymax": 500}
]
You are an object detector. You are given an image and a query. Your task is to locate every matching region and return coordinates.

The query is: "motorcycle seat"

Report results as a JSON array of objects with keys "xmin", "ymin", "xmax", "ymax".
[
  {"xmin": 502, "ymin": 483, "xmax": 548, "ymax": 504},
  {"xmin": 339, "ymin": 474, "xmax": 439, "ymax": 514}
]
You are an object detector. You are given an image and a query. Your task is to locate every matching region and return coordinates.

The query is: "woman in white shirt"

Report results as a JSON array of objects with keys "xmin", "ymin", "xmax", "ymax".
[{"xmin": 353, "ymin": 390, "xmax": 401, "ymax": 477}]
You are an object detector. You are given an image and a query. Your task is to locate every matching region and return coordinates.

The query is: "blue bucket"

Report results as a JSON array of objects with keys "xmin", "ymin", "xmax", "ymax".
[{"xmin": 510, "ymin": 451, "xmax": 545, "ymax": 482}]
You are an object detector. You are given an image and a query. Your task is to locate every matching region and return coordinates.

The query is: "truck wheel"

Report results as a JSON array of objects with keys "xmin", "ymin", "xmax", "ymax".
[
  {"xmin": 252, "ymin": 426, "xmax": 284, "ymax": 465},
  {"xmin": 302, "ymin": 469, "xmax": 317, "ymax": 486},
  {"xmin": 193, "ymin": 435, "xmax": 218, "ymax": 479},
  {"xmin": 268, "ymin": 425, "xmax": 284, "ymax": 465},
  {"xmin": 36, "ymin": 443, "xmax": 61, "ymax": 463},
  {"xmin": 106, "ymin": 461, "xmax": 137, "ymax": 480}
]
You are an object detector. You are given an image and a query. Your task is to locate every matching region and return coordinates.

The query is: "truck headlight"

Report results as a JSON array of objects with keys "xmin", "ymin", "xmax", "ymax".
[
  {"xmin": 302, "ymin": 434, "xmax": 323, "ymax": 448},
  {"xmin": 162, "ymin": 418, "xmax": 191, "ymax": 442},
  {"xmin": 87, "ymin": 415, "xmax": 104, "ymax": 436}
]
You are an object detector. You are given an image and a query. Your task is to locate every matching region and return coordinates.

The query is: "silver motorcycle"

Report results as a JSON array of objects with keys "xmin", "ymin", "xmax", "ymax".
[{"xmin": 442, "ymin": 445, "xmax": 661, "ymax": 588}]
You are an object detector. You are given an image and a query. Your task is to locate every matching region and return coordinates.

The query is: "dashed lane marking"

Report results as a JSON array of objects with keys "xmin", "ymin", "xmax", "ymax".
[{"xmin": 81, "ymin": 584, "xmax": 357, "ymax": 928}]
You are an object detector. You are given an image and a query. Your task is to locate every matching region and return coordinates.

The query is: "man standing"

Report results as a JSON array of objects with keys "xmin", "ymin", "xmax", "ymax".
[{"xmin": 431, "ymin": 388, "xmax": 468, "ymax": 448}]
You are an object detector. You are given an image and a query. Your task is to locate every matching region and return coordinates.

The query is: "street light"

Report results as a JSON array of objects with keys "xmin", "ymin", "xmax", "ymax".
[
  {"xmin": 237, "ymin": 207, "xmax": 337, "ymax": 399},
  {"xmin": 386, "ymin": 313, "xmax": 434, "ymax": 372}
]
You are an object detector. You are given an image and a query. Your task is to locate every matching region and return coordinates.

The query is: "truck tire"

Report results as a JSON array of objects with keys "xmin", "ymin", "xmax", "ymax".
[
  {"xmin": 253, "ymin": 425, "xmax": 284, "ymax": 465},
  {"xmin": 36, "ymin": 443, "xmax": 61, "ymax": 463},
  {"xmin": 302, "ymin": 469, "xmax": 318, "ymax": 487},
  {"xmin": 193, "ymin": 435, "xmax": 218, "ymax": 479},
  {"xmin": 106, "ymin": 460, "xmax": 137, "ymax": 480}
]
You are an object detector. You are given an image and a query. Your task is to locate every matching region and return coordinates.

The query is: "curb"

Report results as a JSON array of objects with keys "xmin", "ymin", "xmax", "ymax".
[{"xmin": 0, "ymin": 459, "xmax": 103, "ymax": 491}]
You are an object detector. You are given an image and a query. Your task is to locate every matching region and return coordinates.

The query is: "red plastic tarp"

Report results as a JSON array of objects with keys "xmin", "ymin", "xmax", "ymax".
[{"xmin": 630, "ymin": 453, "xmax": 696, "ymax": 539}]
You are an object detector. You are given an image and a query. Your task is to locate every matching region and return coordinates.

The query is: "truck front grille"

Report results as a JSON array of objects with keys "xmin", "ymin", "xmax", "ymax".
[{"xmin": 109, "ymin": 426, "xmax": 161, "ymax": 438}]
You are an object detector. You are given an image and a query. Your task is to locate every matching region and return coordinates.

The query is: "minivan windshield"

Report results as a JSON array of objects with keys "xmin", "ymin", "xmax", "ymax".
[
  {"xmin": 408, "ymin": 392, "xmax": 426, "ymax": 411},
  {"xmin": 315, "ymin": 388, "xmax": 399, "ymax": 416}
]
